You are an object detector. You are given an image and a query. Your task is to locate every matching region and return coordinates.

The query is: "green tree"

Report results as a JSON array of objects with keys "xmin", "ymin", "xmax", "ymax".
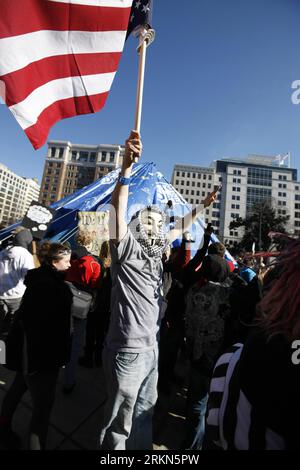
[{"xmin": 229, "ymin": 200, "xmax": 289, "ymax": 252}]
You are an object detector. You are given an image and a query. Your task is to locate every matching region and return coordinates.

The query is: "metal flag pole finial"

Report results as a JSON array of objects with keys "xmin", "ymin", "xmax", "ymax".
[{"xmin": 136, "ymin": 26, "xmax": 156, "ymax": 53}]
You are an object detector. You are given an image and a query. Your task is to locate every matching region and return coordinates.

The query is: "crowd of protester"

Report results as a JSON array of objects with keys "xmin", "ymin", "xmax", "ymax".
[{"xmin": 0, "ymin": 131, "xmax": 299, "ymax": 450}]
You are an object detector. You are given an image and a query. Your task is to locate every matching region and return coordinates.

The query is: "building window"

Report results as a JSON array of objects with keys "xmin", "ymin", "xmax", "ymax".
[
  {"xmin": 176, "ymin": 171, "xmax": 180, "ymax": 177},
  {"xmin": 101, "ymin": 152, "xmax": 107, "ymax": 162},
  {"xmin": 109, "ymin": 152, "xmax": 115, "ymax": 163},
  {"xmin": 71, "ymin": 151, "xmax": 77, "ymax": 161},
  {"xmin": 79, "ymin": 152, "xmax": 88, "ymax": 162},
  {"xmin": 175, "ymin": 180, "xmax": 179, "ymax": 185},
  {"xmin": 248, "ymin": 167, "xmax": 272, "ymax": 186},
  {"xmin": 193, "ymin": 173, "xmax": 196, "ymax": 178},
  {"xmin": 50, "ymin": 147, "xmax": 56, "ymax": 158},
  {"xmin": 90, "ymin": 152, "xmax": 96, "ymax": 162},
  {"xmin": 182, "ymin": 172, "xmax": 185, "ymax": 177}
]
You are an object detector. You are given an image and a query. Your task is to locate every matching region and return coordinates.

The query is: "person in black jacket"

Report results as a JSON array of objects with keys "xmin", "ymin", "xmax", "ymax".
[
  {"xmin": 0, "ymin": 242, "xmax": 72, "ymax": 450},
  {"xmin": 205, "ymin": 238, "xmax": 300, "ymax": 450}
]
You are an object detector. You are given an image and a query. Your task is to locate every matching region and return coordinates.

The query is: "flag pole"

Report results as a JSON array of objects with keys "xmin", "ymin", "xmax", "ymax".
[{"xmin": 133, "ymin": 26, "xmax": 155, "ymax": 162}]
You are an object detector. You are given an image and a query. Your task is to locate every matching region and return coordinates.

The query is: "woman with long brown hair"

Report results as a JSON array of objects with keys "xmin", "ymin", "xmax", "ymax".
[{"xmin": 0, "ymin": 242, "xmax": 72, "ymax": 450}]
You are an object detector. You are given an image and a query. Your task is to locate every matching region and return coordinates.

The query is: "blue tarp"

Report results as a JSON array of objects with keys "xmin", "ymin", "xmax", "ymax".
[{"xmin": 0, "ymin": 162, "xmax": 235, "ymax": 262}]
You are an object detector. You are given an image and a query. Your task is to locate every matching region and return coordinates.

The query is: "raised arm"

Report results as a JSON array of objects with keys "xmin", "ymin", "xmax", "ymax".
[
  {"xmin": 110, "ymin": 130, "xmax": 142, "ymax": 244},
  {"xmin": 168, "ymin": 191, "xmax": 217, "ymax": 244}
]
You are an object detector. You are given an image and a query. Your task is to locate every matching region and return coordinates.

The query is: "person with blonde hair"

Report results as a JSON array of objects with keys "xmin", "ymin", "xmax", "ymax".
[
  {"xmin": 79, "ymin": 240, "xmax": 112, "ymax": 368},
  {"xmin": 63, "ymin": 230, "xmax": 102, "ymax": 392}
]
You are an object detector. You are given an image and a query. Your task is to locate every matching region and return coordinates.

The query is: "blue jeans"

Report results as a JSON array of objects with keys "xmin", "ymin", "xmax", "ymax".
[
  {"xmin": 64, "ymin": 317, "xmax": 87, "ymax": 388},
  {"xmin": 100, "ymin": 347, "xmax": 158, "ymax": 450},
  {"xmin": 184, "ymin": 365, "xmax": 210, "ymax": 450}
]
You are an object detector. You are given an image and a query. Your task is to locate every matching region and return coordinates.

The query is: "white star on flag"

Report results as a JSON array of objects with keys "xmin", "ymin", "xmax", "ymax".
[
  {"xmin": 134, "ymin": 1, "xmax": 141, "ymax": 9},
  {"xmin": 142, "ymin": 3, "xmax": 150, "ymax": 13}
]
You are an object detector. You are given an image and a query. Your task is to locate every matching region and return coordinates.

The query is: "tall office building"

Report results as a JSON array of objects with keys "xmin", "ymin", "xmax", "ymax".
[
  {"xmin": 0, "ymin": 163, "xmax": 40, "ymax": 226},
  {"xmin": 172, "ymin": 154, "xmax": 299, "ymax": 246},
  {"xmin": 39, "ymin": 141, "xmax": 125, "ymax": 206}
]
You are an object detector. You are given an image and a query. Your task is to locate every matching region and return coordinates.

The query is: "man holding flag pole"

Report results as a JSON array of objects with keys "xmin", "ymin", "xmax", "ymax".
[{"xmin": 99, "ymin": 2, "xmax": 217, "ymax": 448}]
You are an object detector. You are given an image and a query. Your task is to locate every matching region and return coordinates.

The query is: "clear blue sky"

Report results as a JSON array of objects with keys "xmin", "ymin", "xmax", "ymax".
[{"xmin": 1, "ymin": 0, "xmax": 300, "ymax": 183}]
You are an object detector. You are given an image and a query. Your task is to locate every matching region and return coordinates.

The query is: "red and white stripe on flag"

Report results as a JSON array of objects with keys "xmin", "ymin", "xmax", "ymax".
[{"xmin": 0, "ymin": 0, "xmax": 133, "ymax": 149}]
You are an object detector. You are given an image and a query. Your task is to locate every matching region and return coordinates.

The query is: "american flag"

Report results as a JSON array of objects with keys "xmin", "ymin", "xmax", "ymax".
[{"xmin": 0, "ymin": 0, "xmax": 134, "ymax": 150}]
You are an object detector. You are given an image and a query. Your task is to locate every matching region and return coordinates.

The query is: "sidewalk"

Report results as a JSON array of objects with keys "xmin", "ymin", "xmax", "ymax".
[{"xmin": 0, "ymin": 357, "xmax": 188, "ymax": 450}]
